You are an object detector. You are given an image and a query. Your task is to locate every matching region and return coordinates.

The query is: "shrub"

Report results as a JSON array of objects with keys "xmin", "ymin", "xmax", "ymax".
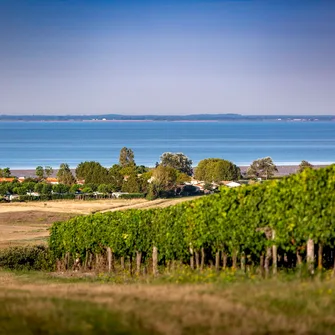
[{"xmin": 0, "ymin": 245, "xmax": 55, "ymax": 271}]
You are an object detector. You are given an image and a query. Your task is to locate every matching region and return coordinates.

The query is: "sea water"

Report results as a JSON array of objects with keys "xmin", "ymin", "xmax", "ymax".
[{"xmin": 0, "ymin": 121, "xmax": 334, "ymax": 169}]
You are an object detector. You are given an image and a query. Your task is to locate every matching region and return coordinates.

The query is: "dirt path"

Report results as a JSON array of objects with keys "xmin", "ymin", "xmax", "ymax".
[
  {"xmin": 0, "ymin": 197, "xmax": 199, "ymax": 215},
  {"xmin": 99, "ymin": 196, "xmax": 197, "ymax": 213}
]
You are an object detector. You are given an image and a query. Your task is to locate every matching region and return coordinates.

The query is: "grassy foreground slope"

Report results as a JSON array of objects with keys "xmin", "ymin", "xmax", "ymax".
[{"xmin": 1, "ymin": 270, "xmax": 335, "ymax": 335}]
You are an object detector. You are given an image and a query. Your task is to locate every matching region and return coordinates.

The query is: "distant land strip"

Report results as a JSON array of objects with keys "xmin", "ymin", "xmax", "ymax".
[{"xmin": 0, "ymin": 114, "xmax": 334, "ymax": 122}]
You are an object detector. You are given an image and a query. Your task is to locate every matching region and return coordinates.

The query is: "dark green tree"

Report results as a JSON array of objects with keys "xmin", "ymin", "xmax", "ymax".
[
  {"xmin": 247, "ymin": 157, "xmax": 278, "ymax": 180},
  {"xmin": 42, "ymin": 183, "xmax": 52, "ymax": 195},
  {"xmin": 122, "ymin": 174, "xmax": 141, "ymax": 193},
  {"xmin": 84, "ymin": 183, "xmax": 98, "ymax": 192},
  {"xmin": 0, "ymin": 167, "xmax": 11, "ymax": 178},
  {"xmin": 35, "ymin": 166, "xmax": 44, "ymax": 179},
  {"xmin": 119, "ymin": 147, "xmax": 135, "ymax": 168},
  {"xmin": 23, "ymin": 181, "xmax": 36, "ymax": 193},
  {"xmin": 45, "ymin": 166, "xmax": 54, "ymax": 178},
  {"xmin": 109, "ymin": 164, "xmax": 124, "ymax": 191},
  {"xmin": 136, "ymin": 165, "xmax": 149, "ymax": 174},
  {"xmin": 34, "ymin": 183, "xmax": 44, "ymax": 193},
  {"xmin": 57, "ymin": 163, "xmax": 76, "ymax": 185},
  {"xmin": 52, "ymin": 184, "xmax": 70, "ymax": 194},
  {"xmin": 13, "ymin": 186, "xmax": 27, "ymax": 195},
  {"xmin": 70, "ymin": 184, "xmax": 81, "ymax": 193},
  {"xmin": 151, "ymin": 165, "xmax": 177, "ymax": 192},
  {"xmin": 194, "ymin": 158, "xmax": 241, "ymax": 182},
  {"xmin": 76, "ymin": 161, "xmax": 110, "ymax": 184},
  {"xmin": 97, "ymin": 184, "xmax": 114, "ymax": 194},
  {"xmin": 160, "ymin": 152, "xmax": 193, "ymax": 175}
]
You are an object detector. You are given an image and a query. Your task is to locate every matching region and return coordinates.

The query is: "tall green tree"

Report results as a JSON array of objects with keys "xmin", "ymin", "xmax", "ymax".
[
  {"xmin": 119, "ymin": 147, "xmax": 135, "ymax": 168},
  {"xmin": 109, "ymin": 164, "xmax": 124, "ymax": 191},
  {"xmin": 152, "ymin": 165, "xmax": 177, "ymax": 192},
  {"xmin": 194, "ymin": 158, "xmax": 241, "ymax": 182},
  {"xmin": 0, "ymin": 167, "xmax": 11, "ymax": 178},
  {"xmin": 35, "ymin": 166, "xmax": 44, "ymax": 179},
  {"xmin": 247, "ymin": 157, "xmax": 278, "ymax": 180},
  {"xmin": 45, "ymin": 166, "xmax": 54, "ymax": 178},
  {"xmin": 76, "ymin": 161, "xmax": 110, "ymax": 184},
  {"xmin": 57, "ymin": 163, "xmax": 76, "ymax": 185},
  {"xmin": 160, "ymin": 152, "xmax": 193, "ymax": 175}
]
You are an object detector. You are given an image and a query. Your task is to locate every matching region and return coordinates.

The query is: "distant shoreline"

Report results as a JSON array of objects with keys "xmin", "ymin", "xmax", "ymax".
[
  {"xmin": 0, "ymin": 119, "xmax": 334, "ymax": 123},
  {"xmin": 1, "ymin": 113, "xmax": 334, "ymax": 123}
]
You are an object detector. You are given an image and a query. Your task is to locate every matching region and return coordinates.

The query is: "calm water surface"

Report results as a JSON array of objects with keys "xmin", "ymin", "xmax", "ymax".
[{"xmin": 1, "ymin": 121, "xmax": 334, "ymax": 168}]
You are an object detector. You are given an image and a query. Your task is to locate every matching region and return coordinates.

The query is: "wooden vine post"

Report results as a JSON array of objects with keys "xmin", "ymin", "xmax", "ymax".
[
  {"xmin": 222, "ymin": 252, "xmax": 227, "ymax": 270},
  {"xmin": 264, "ymin": 247, "xmax": 272, "ymax": 276},
  {"xmin": 195, "ymin": 250, "xmax": 200, "ymax": 270},
  {"xmin": 307, "ymin": 238, "xmax": 315, "ymax": 274},
  {"xmin": 153, "ymin": 246, "xmax": 158, "ymax": 276},
  {"xmin": 318, "ymin": 243, "xmax": 323, "ymax": 270},
  {"xmin": 264, "ymin": 228, "xmax": 272, "ymax": 276},
  {"xmin": 232, "ymin": 249, "xmax": 237, "ymax": 269},
  {"xmin": 136, "ymin": 251, "xmax": 142, "ymax": 275},
  {"xmin": 65, "ymin": 252, "xmax": 70, "ymax": 270},
  {"xmin": 200, "ymin": 247, "xmax": 205, "ymax": 271},
  {"xmin": 272, "ymin": 230, "xmax": 277, "ymax": 275},
  {"xmin": 107, "ymin": 247, "xmax": 112, "ymax": 273},
  {"xmin": 189, "ymin": 247, "xmax": 194, "ymax": 270}
]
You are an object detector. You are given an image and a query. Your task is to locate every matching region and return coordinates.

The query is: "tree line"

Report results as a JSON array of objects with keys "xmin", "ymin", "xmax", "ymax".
[{"xmin": 1, "ymin": 149, "xmax": 316, "ymax": 200}]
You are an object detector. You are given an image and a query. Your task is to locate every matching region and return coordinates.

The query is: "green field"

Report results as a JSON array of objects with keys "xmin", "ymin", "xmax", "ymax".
[{"xmin": 1, "ymin": 270, "xmax": 335, "ymax": 335}]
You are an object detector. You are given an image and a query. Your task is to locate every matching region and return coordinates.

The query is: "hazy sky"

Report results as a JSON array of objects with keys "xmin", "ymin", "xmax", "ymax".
[{"xmin": 1, "ymin": 0, "xmax": 334, "ymax": 115}]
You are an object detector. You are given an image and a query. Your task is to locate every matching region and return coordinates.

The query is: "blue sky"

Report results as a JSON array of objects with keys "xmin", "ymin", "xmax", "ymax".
[{"xmin": 0, "ymin": 0, "xmax": 334, "ymax": 115}]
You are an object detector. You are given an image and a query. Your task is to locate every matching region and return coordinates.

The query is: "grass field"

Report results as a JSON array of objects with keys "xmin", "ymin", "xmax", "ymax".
[
  {"xmin": 1, "ymin": 270, "xmax": 335, "ymax": 334},
  {"xmin": 0, "ymin": 197, "xmax": 198, "ymax": 248}
]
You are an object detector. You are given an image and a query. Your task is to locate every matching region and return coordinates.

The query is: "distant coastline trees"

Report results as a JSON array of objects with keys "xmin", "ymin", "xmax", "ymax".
[
  {"xmin": 4, "ymin": 147, "xmax": 317, "ymax": 202},
  {"xmin": 75, "ymin": 161, "xmax": 110, "ymax": 184},
  {"xmin": 119, "ymin": 147, "xmax": 135, "ymax": 168},
  {"xmin": 159, "ymin": 152, "xmax": 193, "ymax": 176},
  {"xmin": 194, "ymin": 158, "xmax": 241, "ymax": 182},
  {"xmin": 247, "ymin": 157, "xmax": 278, "ymax": 180},
  {"xmin": 0, "ymin": 167, "xmax": 11, "ymax": 178},
  {"xmin": 57, "ymin": 163, "xmax": 76, "ymax": 185},
  {"xmin": 35, "ymin": 166, "xmax": 54, "ymax": 180},
  {"xmin": 35, "ymin": 166, "xmax": 44, "ymax": 179}
]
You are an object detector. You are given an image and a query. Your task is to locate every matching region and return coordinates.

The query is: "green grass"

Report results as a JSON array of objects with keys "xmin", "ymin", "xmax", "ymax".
[
  {"xmin": 0, "ymin": 293, "xmax": 151, "ymax": 335},
  {"xmin": 2, "ymin": 269, "xmax": 335, "ymax": 334}
]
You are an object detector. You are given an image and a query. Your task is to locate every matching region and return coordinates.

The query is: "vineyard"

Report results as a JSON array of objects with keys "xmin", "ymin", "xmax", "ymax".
[{"xmin": 49, "ymin": 165, "xmax": 335, "ymax": 274}]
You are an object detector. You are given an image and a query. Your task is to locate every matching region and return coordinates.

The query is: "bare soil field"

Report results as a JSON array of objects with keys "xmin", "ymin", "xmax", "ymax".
[
  {"xmin": 0, "ymin": 211, "xmax": 76, "ymax": 249},
  {"xmin": 0, "ymin": 197, "xmax": 198, "ymax": 248}
]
